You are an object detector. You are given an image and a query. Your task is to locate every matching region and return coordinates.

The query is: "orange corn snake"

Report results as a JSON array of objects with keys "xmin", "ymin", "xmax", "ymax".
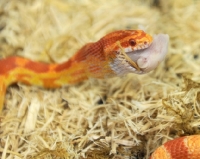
[
  {"xmin": 0, "ymin": 30, "xmax": 168, "ymax": 113},
  {"xmin": 2, "ymin": 30, "xmax": 198, "ymax": 159}
]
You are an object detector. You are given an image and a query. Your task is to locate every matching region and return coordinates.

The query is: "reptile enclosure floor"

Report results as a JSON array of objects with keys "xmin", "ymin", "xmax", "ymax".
[{"xmin": 1, "ymin": 0, "xmax": 200, "ymax": 159}]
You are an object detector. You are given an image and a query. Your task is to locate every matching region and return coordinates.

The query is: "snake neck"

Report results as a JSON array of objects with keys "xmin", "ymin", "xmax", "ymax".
[{"xmin": 0, "ymin": 40, "xmax": 113, "ymax": 88}]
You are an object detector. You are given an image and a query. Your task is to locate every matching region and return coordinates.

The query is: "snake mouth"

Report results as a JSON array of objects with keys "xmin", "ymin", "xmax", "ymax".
[{"xmin": 116, "ymin": 41, "xmax": 150, "ymax": 71}]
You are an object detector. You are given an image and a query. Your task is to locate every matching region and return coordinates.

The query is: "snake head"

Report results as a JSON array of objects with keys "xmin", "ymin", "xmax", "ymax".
[
  {"xmin": 102, "ymin": 30, "xmax": 153, "ymax": 54},
  {"xmin": 103, "ymin": 30, "xmax": 169, "ymax": 76}
]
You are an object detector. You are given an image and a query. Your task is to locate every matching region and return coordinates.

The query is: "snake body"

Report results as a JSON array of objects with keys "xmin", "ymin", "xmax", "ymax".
[
  {"xmin": 150, "ymin": 135, "xmax": 200, "ymax": 159},
  {"xmin": 1, "ymin": 30, "xmax": 197, "ymax": 159}
]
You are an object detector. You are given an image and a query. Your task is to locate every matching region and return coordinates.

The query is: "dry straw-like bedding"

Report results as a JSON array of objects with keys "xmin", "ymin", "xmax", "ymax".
[{"xmin": 1, "ymin": 0, "xmax": 200, "ymax": 159}]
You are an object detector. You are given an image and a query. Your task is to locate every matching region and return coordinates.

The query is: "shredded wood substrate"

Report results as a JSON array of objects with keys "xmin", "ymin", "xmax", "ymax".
[{"xmin": 1, "ymin": 0, "xmax": 200, "ymax": 159}]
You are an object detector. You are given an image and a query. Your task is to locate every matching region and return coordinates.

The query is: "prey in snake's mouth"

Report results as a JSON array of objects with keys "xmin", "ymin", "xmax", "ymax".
[{"xmin": 116, "ymin": 40, "xmax": 152, "ymax": 71}]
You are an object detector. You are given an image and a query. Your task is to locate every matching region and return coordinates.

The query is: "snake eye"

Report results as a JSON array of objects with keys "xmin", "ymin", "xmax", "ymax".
[{"xmin": 129, "ymin": 39, "xmax": 136, "ymax": 46}]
